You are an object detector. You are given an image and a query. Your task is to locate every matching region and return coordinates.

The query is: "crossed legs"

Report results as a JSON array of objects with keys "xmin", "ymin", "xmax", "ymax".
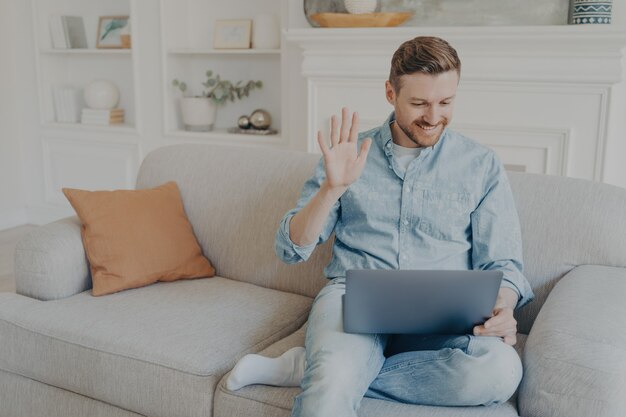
[{"xmin": 227, "ymin": 277, "xmax": 523, "ymax": 416}]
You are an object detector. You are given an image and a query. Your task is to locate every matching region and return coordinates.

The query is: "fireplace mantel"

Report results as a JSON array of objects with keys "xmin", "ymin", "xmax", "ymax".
[
  {"xmin": 286, "ymin": 25, "xmax": 626, "ymax": 83},
  {"xmin": 284, "ymin": 25, "xmax": 626, "ymax": 182}
]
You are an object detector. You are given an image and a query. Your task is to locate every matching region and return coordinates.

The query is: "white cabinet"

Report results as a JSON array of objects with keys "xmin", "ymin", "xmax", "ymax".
[{"xmin": 29, "ymin": 0, "xmax": 142, "ymax": 225}]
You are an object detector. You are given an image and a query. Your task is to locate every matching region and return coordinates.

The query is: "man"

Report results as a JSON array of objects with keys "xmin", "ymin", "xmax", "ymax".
[{"xmin": 226, "ymin": 36, "xmax": 534, "ymax": 416}]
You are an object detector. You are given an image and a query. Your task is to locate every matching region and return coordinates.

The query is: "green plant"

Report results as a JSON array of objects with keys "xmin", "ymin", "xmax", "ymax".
[{"xmin": 172, "ymin": 70, "xmax": 263, "ymax": 105}]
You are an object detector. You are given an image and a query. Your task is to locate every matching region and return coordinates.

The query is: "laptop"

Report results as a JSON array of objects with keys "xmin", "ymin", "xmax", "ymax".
[{"xmin": 342, "ymin": 269, "xmax": 503, "ymax": 335}]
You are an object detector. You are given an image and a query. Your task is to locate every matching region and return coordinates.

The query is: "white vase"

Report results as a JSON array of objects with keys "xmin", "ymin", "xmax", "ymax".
[
  {"xmin": 179, "ymin": 97, "xmax": 217, "ymax": 131},
  {"xmin": 252, "ymin": 14, "xmax": 280, "ymax": 49},
  {"xmin": 344, "ymin": 0, "xmax": 378, "ymax": 14},
  {"xmin": 84, "ymin": 79, "xmax": 120, "ymax": 109}
]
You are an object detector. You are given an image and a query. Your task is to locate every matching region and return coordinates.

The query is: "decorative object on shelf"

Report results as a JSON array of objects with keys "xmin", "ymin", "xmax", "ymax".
[
  {"xmin": 237, "ymin": 115, "xmax": 251, "ymax": 129},
  {"xmin": 569, "ymin": 0, "xmax": 612, "ymax": 24},
  {"xmin": 96, "ymin": 16, "xmax": 130, "ymax": 49},
  {"xmin": 227, "ymin": 127, "xmax": 278, "ymax": 135},
  {"xmin": 228, "ymin": 109, "xmax": 276, "ymax": 135},
  {"xmin": 120, "ymin": 21, "xmax": 131, "ymax": 48},
  {"xmin": 249, "ymin": 109, "xmax": 272, "ymax": 130},
  {"xmin": 84, "ymin": 79, "xmax": 120, "ymax": 110},
  {"xmin": 310, "ymin": 11, "xmax": 412, "ymax": 27},
  {"xmin": 305, "ymin": 0, "xmax": 410, "ymax": 27},
  {"xmin": 172, "ymin": 70, "xmax": 263, "ymax": 132},
  {"xmin": 178, "ymin": 98, "xmax": 217, "ymax": 132},
  {"xmin": 213, "ymin": 19, "xmax": 252, "ymax": 49},
  {"xmin": 306, "ymin": 0, "xmax": 567, "ymax": 27},
  {"xmin": 344, "ymin": 0, "xmax": 378, "ymax": 14},
  {"xmin": 49, "ymin": 15, "xmax": 87, "ymax": 49},
  {"xmin": 304, "ymin": 0, "xmax": 348, "ymax": 27},
  {"xmin": 305, "ymin": 0, "xmax": 381, "ymax": 26},
  {"xmin": 52, "ymin": 86, "xmax": 82, "ymax": 123},
  {"xmin": 252, "ymin": 14, "xmax": 280, "ymax": 49},
  {"xmin": 81, "ymin": 108, "xmax": 125, "ymax": 125}
]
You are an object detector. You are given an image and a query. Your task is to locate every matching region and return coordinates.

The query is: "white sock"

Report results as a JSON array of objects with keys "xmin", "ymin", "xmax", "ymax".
[{"xmin": 226, "ymin": 346, "xmax": 306, "ymax": 391}]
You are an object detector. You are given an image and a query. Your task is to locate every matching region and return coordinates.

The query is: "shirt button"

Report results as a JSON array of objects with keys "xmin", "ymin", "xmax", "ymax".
[{"xmin": 403, "ymin": 220, "xmax": 409, "ymax": 225}]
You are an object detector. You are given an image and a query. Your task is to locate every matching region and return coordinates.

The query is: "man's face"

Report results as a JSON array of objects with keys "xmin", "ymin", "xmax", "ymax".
[{"xmin": 386, "ymin": 70, "xmax": 459, "ymax": 148}]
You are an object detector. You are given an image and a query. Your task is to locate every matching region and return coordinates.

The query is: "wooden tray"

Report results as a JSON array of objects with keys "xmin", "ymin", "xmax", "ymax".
[{"xmin": 310, "ymin": 12, "xmax": 413, "ymax": 28}]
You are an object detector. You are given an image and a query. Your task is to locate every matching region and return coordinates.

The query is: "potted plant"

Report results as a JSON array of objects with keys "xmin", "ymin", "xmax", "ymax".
[{"xmin": 172, "ymin": 70, "xmax": 263, "ymax": 132}]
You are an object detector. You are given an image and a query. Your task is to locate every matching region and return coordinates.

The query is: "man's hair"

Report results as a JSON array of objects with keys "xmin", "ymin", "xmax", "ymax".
[{"xmin": 389, "ymin": 36, "xmax": 461, "ymax": 92}]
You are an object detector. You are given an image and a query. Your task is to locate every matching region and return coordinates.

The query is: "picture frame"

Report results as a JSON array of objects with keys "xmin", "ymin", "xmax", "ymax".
[
  {"xmin": 96, "ymin": 15, "xmax": 130, "ymax": 49},
  {"xmin": 213, "ymin": 19, "xmax": 252, "ymax": 49}
]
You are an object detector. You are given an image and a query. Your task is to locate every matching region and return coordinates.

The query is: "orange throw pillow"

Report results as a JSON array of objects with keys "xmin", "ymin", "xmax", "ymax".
[{"xmin": 63, "ymin": 181, "xmax": 215, "ymax": 296}]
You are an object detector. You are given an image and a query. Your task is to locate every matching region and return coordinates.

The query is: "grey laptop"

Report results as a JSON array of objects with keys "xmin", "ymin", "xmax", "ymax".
[{"xmin": 343, "ymin": 269, "xmax": 503, "ymax": 335}]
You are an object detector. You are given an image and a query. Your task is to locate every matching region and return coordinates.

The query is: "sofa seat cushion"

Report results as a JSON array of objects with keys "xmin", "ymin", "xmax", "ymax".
[
  {"xmin": 0, "ymin": 277, "xmax": 312, "ymax": 417},
  {"xmin": 214, "ymin": 326, "xmax": 528, "ymax": 417}
]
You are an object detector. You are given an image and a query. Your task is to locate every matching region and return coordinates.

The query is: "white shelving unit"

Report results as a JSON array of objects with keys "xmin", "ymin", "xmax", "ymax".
[
  {"xmin": 26, "ymin": 0, "xmax": 290, "ymax": 226},
  {"xmin": 32, "ymin": 0, "xmax": 138, "ymax": 133},
  {"xmin": 39, "ymin": 48, "xmax": 133, "ymax": 55},
  {"xmin": 42, "ymin": 121, "xmax": 136, "ymax": 133},
  {"xmin": 160, "ymin": 0, "xmax": 285, "ymax": 145},
  {"xmin": 168, "ymin": 48, "xmax": 281, "ymax": 55}
]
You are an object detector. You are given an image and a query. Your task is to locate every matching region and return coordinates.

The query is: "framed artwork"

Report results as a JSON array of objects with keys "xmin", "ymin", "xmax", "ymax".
[
  {"xmin": 96, "ymin": 16, "xmax": 130, "ymax": 49},
  {"xmin": 213, "ymin": 19, "xmax": 252, "ymax": 49}
]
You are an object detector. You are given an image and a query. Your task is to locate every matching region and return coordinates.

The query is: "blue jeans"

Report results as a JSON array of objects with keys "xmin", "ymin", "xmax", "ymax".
[{"xmin": 291, "ymin": 278, "xmax": 523, "ymax": 417}]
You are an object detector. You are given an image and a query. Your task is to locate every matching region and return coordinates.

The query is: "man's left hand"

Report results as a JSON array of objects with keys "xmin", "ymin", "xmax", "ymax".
[{"xmin": 473, "ymin": 287, "xmax": 519, "ymax": 346}]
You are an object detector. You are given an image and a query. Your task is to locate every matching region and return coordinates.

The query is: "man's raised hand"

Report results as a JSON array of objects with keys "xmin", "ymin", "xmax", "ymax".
[{"xmin": 317, "ymin": 107, "xmax": 372, "ymax": 191}]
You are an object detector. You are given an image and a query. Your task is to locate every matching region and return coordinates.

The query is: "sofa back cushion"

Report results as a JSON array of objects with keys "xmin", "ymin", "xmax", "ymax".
[
  {"xmin": 507, "ymin": 172, "xmax": 626, "ymax": 332},
  {"xmin": 136, "ymin": 144, "xmax": 626, "ymax": 332},
  {"xmin": 136, "ymin": 144, "xmax": 331, "ymax": 299}
]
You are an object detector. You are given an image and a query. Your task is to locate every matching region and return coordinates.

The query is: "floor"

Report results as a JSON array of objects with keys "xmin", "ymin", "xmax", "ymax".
[{"xmin": 0, "ymin": 225, "xmax": 40, "ymax": 293}]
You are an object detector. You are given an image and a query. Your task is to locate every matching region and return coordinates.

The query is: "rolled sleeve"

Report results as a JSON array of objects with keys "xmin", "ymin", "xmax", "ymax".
[
  {"xmin": 275, "ymin": 212, "xmax": 319, "ymax": 263},
  {"xmin": 471, "ymin": 153, "xmax": 535, "ymax": 309},
  {"xmin": 274, "ymin": 157, "xmax": 339, "ymax": 265}
]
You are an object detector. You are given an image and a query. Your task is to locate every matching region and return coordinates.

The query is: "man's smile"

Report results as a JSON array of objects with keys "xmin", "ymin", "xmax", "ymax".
[{"xmin": 415, "ymin": 121, "xmax": 442, "ymax": 134}]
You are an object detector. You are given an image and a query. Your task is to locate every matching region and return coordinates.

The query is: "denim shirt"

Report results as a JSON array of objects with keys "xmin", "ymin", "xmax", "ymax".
[{"xmin": 276, "ymin": 112, "xmax": 535, "ymax": 309}]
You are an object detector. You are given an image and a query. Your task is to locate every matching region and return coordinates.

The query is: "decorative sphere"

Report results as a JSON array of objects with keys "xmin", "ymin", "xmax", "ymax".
[
  {"xmin": 237, "ymin": 115, "xmax": 251, "ymax": 129},
  {"xmin": 84, "ymin": 79, "xmax": 120, "ymax": 109},
  {"xmin": 249, "ymin": 109, "xmax": 271, "ymax": 130}
]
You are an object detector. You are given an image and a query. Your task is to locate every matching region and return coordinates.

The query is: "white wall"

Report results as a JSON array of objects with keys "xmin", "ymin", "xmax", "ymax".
[
  {"xmin": 604, "ymin": 0, "xmax": 626, "ymax": 188},
  {"xmin": 0, "ymin": 0, "xmax": 27, "ymax": 229},
  {"xmin": 0, "ymin": 0, "xmax": 44, "ymax": 231},
  {"xmin": 0, "ymin": 0, "xmax": 625, "ymax": 231}
]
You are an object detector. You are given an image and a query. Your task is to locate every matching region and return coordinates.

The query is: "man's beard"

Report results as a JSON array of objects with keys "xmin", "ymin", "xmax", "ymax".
[{"xmin": 397, "ymin": 117, "xmax": 449, "ymax": 147}]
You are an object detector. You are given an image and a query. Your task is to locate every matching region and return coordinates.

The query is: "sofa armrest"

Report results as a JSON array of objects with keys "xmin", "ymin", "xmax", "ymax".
[
  {"xmin": 519, "ymin": 265, "xmax": 626, "ymax": 417},
  {"xmin": 14, "ymin": 216, "xmax": 91, "ymax": 301}
]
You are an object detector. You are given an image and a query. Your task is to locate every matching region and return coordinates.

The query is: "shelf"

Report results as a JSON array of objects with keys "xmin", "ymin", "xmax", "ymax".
[
  {"xmin": 40, "ymin": 48, "xmax": 132, "ymax": 55},
  {"xmin": 166, "ymin": 129, "xmax": 283, "ymax": 145},
  {"xmin": 42, "ymin": 122, "xmax": 137, "ymax": 134},
  {"xmin": 167, "ymin": 48, "xmax": 280, "ymax": 55},
  {"xmin": 285, "ymin": 24, "xmax": 626, "ymax": 45}
]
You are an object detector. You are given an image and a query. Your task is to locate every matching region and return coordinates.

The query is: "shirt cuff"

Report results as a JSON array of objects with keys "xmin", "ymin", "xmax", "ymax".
[
  {"xmin": 500, "ymin": 275, "xmax": 534, "ymax": 310},
  {"xmin": 499, "ymin": 281, "xmax": 521, "ymax": 302},
  {"xmin": 276, "ymin": 213, "xmax": 317, "ymax": 263}
]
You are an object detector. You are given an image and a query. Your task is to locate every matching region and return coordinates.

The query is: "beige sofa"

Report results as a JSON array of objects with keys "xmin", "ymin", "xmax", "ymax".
[{"xmin": 1, "ymin": 143, "xmax": 625, "ymax": 417}]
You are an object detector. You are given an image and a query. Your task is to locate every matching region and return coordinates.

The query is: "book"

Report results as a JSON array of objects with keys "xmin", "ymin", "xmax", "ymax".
[
  {"xmin": 81, "ymin": 115, "xmax": 124, "ymax": 121},
  {"xmin": 53, "ymin": 86, "xmax": 82, "ymax": 123},
  {"xmin": 81, "ymin": 108, "xmax": 124, "ymax": 116},
  {"xmin": 49, "ymin": 15, "xmax": 68, "ymax": 49},
  {"xmin": 81, "ymin": 108, "xmax": 125, "ymax": 125},
  {"xmin": 61, "ymin": 16, "xmax": 88, "ymax": 49}
]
